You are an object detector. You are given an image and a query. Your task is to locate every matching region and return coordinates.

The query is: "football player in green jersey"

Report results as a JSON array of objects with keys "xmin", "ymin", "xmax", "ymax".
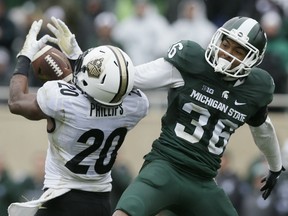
[
  {"xmin": 46, "ymin": 16, "xmax": 285, "ymax": 216},
  {"xmin": 111, "ymin": 16, "xmax": 285, "ymax": 216}
]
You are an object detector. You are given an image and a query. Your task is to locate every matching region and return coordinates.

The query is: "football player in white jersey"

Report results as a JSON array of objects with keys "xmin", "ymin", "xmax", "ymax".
[{"xmin": 8, "ymin": 19, "xmax": 149, "ymax": 216}]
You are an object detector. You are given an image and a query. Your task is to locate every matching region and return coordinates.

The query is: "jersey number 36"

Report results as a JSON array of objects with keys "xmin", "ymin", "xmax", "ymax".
[{"xmin": 175, "ymin": 102, "xmax": 238, "ymax": 155}]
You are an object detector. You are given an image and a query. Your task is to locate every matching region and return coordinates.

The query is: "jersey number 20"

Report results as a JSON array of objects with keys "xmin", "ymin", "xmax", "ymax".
[{"xmin": 65, "ymin": 128, "xmax": 127, "ymax": 175}]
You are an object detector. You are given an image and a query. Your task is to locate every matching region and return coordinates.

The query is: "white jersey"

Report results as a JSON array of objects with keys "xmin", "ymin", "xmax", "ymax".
[{"xmin": 36, "ymin": 80, "xmax": 149, "ymax": 192}]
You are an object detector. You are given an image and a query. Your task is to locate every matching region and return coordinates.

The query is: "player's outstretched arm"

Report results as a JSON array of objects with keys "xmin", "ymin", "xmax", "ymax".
[
  {"xmin": 249, "ymin": 116, "xmax": 285, "ymax": 199},
  {"xmin": 8, "ymin": 20, "xmax": 48, "ymax": 120},
  {"xmin": 47, "ymin": 16, "xmax": 82, "ymax": 60}
]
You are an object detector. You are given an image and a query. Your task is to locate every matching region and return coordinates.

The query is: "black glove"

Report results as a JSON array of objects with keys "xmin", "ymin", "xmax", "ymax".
[{"xmin": 260, "ymin": 166, "xmax": 285, "ymax": 200}]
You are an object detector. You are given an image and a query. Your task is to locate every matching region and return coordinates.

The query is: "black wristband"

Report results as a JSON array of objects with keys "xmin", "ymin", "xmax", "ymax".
[{"xmin": 13, "ymin": 55, "xmax": 31, "ymax": 77}]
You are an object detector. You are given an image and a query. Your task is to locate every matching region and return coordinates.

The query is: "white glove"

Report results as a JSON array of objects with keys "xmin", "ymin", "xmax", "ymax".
[
  {"xmin": 18, "ymin": 19, "xmax": 49, "ymax": 61},
  {"xmin": 47, "ymin": 16, "xmax": 82, "ymax": 60}
]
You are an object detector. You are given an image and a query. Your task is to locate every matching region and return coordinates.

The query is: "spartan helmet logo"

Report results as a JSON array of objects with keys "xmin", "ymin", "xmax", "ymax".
[
  {"xmin": 222, "ymin": 90, "xmax": 229, "ymax": 99},
  {"xmin": 87, "ymin": 58, "xmax": 104, "ymax": 78}
]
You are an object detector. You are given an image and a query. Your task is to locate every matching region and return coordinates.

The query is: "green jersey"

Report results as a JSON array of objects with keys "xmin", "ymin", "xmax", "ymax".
[{"xmin": 145, "ymin": 40, "xmax": 275, "ymax": 178}]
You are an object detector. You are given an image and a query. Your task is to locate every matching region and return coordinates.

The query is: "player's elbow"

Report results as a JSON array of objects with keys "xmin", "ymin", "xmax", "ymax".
[
  {"xmin": 8, "ymin": 99, "xmax": 22, "ymax": 115},
  {"xmin": 8, "ymin": 100, "xmax": 44, "ymax": 120}
]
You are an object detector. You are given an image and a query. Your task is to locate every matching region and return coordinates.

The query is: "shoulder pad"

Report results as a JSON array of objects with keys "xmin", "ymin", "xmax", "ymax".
[
  {"xmin": 164, "ymin": 40, "xmax": 211, "ymax": 76},
  {"xmin": 246, "ymin": 67, "xmax": 275, "ymax": 106}
]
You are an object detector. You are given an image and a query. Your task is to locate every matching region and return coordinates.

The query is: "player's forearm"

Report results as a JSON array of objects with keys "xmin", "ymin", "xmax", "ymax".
[
  {"xmin": 249, "ymin": 116, "xmax": 283, "ymax": 172},
  {"xmin": 8, "ymin": 57, "xmax": 43, "ymax": 120},
  {"xmin": 8, "ymin": 74, "xmax": 31, "ymax": 114},
  {"xmin": 8, "ymin": 56, "xmax": 30, "ymax": 114}
]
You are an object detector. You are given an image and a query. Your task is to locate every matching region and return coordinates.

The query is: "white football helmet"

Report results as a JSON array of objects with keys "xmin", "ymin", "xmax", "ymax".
[
  {"xmin": 205, "ymin": 16, "xmax": 267, "ymax": 80},
  {"xmin": 73, "ymin": 46, "xmax": 135, "ymax": 106}
]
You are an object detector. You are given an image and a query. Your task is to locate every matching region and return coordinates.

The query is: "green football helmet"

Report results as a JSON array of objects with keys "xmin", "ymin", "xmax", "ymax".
[{"xmin": 205, "ymin": 16, "xmax": 267, "ymax": 79}]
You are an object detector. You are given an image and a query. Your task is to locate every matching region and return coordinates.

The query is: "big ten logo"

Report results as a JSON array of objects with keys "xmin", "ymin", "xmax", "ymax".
[{"xmin": 201, "ymin": 85, "xmax": 214, "ymax": 95}]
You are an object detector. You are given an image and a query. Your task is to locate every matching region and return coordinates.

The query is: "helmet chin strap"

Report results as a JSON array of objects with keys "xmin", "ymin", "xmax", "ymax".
[{"xmin": 214, "ymin": 58, "xmax": 230, "ymax": 73}]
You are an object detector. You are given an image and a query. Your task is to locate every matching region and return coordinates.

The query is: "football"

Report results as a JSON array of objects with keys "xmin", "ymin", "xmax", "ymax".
[{"xmin": 32, "ymin": 45, "xmax": 73, "ymax": 82}]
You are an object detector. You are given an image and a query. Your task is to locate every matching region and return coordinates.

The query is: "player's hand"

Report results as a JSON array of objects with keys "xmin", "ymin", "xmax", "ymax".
[
  {"xmin": 47, "ymin": 16, "xmax": 82, "ymax": 60},
  {"xmin": 18, "ymin": 19, "xmax": 50, "ymax": 61},
  {"xmin": 260, "ymin": 166, "xmax": 285, "ymax": 200}
]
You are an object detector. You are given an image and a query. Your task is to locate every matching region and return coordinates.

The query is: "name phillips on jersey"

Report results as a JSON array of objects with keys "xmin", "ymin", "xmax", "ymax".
[
  {"xmin": 190, "ymin": 90, "xmax": 247, "ymax": 123},
  {"xmin": 89, "ymin": 102, "xmax": 124, "ymax": 117}
]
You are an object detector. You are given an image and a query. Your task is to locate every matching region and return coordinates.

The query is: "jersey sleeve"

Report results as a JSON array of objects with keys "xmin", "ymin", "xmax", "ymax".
[
  {"xmin": 164, "ymin": 40, "xmax": 208, "ymax": 77},
  {"xmin": 134, "ymin": 89, "xmax": 149, "ymax": 118},
  {"xmin": 246, "ymin": 68, "xmax": 275, "ymax": 108},
  {"xmin": 37, "ymin": 80, "xmax": 65, "ymax": 120},
  {"xmin": 246, "ymin": 106, "xmax": 268, "ymax": 126},
  {"xmin": 122, "ymin": 88, "xmax": 149, "ymax": 129}
]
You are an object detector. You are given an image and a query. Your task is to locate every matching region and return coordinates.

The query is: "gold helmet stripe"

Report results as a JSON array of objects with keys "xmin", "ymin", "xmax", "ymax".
[{"xmin": 107, "ymin": 46, "xmax": 129, "ymax": 104}]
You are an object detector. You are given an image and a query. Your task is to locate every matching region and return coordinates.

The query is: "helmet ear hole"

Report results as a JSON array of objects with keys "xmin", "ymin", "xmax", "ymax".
[
  {"xmin": 101, "ymin": 75, "xmax": 106, "ymax": 84},
  {"xmin": 82, "ymin": 80, "xmax": 88, "ymax": 86}
]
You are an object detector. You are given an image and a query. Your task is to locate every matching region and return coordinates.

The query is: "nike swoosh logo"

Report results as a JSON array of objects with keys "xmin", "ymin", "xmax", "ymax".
[{"xmin": 234, "ymin": 100, "xmax": 246, "ymax": 106}]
